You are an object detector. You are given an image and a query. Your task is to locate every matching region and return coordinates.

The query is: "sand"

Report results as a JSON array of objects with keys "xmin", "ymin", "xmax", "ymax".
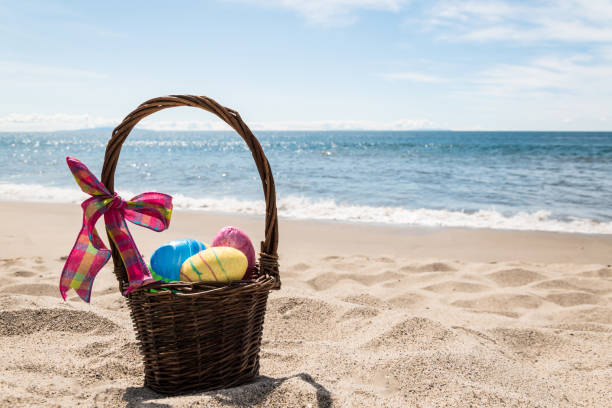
[{"xmin": 0, "ymin": 201, "xmax": 611, "ymax": 407}]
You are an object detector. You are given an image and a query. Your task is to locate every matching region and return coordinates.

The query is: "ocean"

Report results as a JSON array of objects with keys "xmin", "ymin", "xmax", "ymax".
[{"xmin": 1, "ymin": 130, "xmax": 612, "ymax": 234}]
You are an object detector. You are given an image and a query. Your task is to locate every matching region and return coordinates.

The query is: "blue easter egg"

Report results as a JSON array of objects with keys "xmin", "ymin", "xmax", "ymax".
[
  {"xmin": 150, "ymin": 239, "xmax": 207, "ymax": 282},
  {"xmin": 148, "ymin": 264, "xmax": 172, "ymax": 283}
]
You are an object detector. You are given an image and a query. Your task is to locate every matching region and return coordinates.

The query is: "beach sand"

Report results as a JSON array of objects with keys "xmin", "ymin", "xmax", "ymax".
[{"xmin": 1, "ymin": 201, "xmax": 611, "ymax": 407}]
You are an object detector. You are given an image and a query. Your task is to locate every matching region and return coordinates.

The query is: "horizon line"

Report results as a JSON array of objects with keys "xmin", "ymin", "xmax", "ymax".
[{"xmin": 2, "ymin": 127, "xmax": 612, "ymax": 133}]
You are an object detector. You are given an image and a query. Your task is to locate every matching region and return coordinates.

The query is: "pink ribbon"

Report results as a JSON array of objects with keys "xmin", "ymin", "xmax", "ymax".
[{"xmin": 59, "ymin": 157, "xmax": 172, "ymax": 302}]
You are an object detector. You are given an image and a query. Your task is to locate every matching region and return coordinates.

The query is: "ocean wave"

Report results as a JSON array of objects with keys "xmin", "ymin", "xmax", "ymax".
[{"xmin": 1, "ymin": 183, "xmax": 611, "ymax": 234}]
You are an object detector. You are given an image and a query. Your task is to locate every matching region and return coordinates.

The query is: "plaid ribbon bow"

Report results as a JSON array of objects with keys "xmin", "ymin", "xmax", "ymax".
[{"xmin": 60, "ymin": 157, "xmax": 172, "ymax": 302}]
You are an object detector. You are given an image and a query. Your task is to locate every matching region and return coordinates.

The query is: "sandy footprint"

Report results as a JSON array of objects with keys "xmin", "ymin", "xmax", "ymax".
[
  {"xmin": 465, "ymin": 309, "xmax": 521, "ymax": 319},
  {"xmin": 307, "ymin": 271, "xmax": 404, "ymax": 291},
  {"xmin": 577, "ymin": 267, "xmax": 612, "ymax": 278},
  {"xmin": 545, "ymin": 291, "xmax": 601, "ymax": 307},
  {"xmin": 306, "ymin": 272, "xmax": 343, "ymax": 291},
  {"xmin": 352, "ymin": 271, "xmax": 404, "ymax": 286},
  {"xmin": 10, "ymin": 270, "xmax": 37, "ymax": 278},
  {"xmin": 265, "ymin": 296, "xmax": 340, "ymax": 340},
  {"xmin": 0, "ymin": 257, "xmax": 24, "ymax": 268},
  {"xmin": 0, "ymin": 309, "xmax": 119, "ymax": 336},
  {"xmin": 0, "ymin": 283, "xmax": 59, "ymax": 297},
  {"xmin": 532, "ymin": 279, "xmax": 577, "ymax": 291},
  {"xmin": 459, "ymin": 272, "xmax": 491, "ymax": 282},
  {"xmin": 321, "ymin": 255, "xmax": 342, "ymax": 261},
  {"xmin": 563, "ymin": 277, "xmax": 612, "ymax": 295},
  {"xmin": 451, "ymin": 326, "xmax": 498, "ymax": 344},
  {"xmin": 486, "ymin": 268, "xmax": 547, "ymax": 287},
  {"xmin": 546, "ymin": 322, "xmax": 612, "ymax": 332},
  {"xmin": 342, "ymin": 293, "xmax": 388, "ymax": 309},
  {"xmin": 364, "ymin": 317, "xmax": 455, "ymax": 349},
  {"xmin": 386, "ymin": 293, "xmax": 429, "ymax": 309},
  {"xmin": 546, "ymin": 306, "xmax": 612, "ymax": 325},
  {"xmin": 452, "ymin": 293, "xmax": 543, "ymax": 313},
  {"xmin": 332, "ymin": 262, "xmax": 363, "ymax": 272},
  {"xmin": 382, "ymin": 271, "xmax": 450, "ymax": 288},
  {"xmin": 3, "ymin": 257, "xmax": 50, "ymax": 273},
  {"xmin": 289, "ymin": 262, "xmax": 310, "ymax": 272},
  {"xmin": 532, "ymin": 276, "xmax": 612, "ymax": 295},
  {"xmin": 340, "ymin": 306, "xmax": 380, "ymax": 320},
  {"xmin": 400, "ymin": 262, "xmax": 456, "ymax": 273},
  {"xmin": 489, "ymin": 328, "xmax": 567, "ymax": 360},
  {"xmin": 423, "ymin": 281, "xmax": 491, "ymax": 294}
]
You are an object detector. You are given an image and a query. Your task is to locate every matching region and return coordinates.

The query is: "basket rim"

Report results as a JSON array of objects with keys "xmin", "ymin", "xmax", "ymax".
[{"xmin": 133, "ymin": 275, "xmax": 278, "ymax": 297}]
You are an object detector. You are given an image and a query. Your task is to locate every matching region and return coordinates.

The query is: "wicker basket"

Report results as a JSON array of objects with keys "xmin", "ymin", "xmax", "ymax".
[{"xmin": 100, "ymin": 95, "xmax": 281, "ymax": 395}]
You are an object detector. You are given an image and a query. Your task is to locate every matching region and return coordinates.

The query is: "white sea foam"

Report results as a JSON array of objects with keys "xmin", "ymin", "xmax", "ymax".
[
  {"xmin": 0, "ymin": 183, "xmax": 90, "ymax": 204},
  {"xmin": 2, "ymin": 183, "xmax": 611, "ymax": 235}
]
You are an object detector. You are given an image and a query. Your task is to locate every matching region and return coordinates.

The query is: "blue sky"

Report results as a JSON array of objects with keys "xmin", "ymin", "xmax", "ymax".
[{"xmin": 1, "ymin": 0, "xmax": 612, "ymax": 131}]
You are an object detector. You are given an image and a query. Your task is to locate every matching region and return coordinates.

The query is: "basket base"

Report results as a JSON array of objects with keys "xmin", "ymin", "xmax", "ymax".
[{"xmin": 145, "ymin": 363, "xmax": 259, "ymax": 395}]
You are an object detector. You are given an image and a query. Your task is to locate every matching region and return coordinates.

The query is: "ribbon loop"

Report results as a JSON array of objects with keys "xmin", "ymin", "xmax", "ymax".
[{"xmin": 60, "ymin": 157, "xmax": 172, "ymax": 302}]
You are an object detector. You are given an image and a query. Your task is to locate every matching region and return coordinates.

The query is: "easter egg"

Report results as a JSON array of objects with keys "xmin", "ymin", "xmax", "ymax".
[
  {"xmin": 212, "ymin": 226, "xmax": 256, "ymax": 279},
  {"xmin": 150, "ymin": 239, "xmax": 207, "ymax": 282},
  {"xmin": 148, "ymin": 264, "xmax": 172, "ymax": 283},
  {"xmin": 179, "ymin": 247, "xmax": 248, "ymax": 282}
]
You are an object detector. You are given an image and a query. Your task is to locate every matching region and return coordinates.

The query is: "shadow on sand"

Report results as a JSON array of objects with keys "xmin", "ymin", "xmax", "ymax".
[{"xmin": 122, "ymin": 373, "xmax": 332, "ymax": 408}]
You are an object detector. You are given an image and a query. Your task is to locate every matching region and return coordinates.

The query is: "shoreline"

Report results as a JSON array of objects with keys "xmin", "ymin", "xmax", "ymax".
[
  {"xmin": 179, "ymin": 205, "xmax": 612, "ymax": 237},
  {"xmin": 1, "ymin": 185, "xmax": 612, "ymax": 235},
  {"xmin": 3, "ymin": 196, "xmax": 612, "ymax": 236},
  {"xmin": 2, "ymin": 200, "xmax": 612, "ymax": 264}
]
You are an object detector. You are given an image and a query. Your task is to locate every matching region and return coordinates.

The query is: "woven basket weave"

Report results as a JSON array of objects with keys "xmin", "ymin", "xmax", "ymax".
[{"xmin": 100, "ymin": 95, "xmax": 280, "ymax": 395}]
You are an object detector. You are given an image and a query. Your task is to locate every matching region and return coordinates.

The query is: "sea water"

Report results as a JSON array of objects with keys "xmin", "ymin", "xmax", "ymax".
[{"xmin": 1, "ymin": 129, "xmax": 612, "ymax": 234}]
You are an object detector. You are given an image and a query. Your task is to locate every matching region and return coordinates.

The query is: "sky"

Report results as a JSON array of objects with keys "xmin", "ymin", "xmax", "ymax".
[{"xmin": 1, "ymin": 0, "xmax": 612, "ymax": 131}]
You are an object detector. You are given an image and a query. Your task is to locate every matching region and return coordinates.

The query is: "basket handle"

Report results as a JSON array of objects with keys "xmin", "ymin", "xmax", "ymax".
[{"xmin": 101, "ymin": 95, "xmax": 280, "ymax": 290}]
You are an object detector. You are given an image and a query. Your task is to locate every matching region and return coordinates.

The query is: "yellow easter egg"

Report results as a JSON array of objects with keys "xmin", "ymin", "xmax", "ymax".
[{"xmin": 179, "ymin": 246, "xmax": 248, "ymax": 282}]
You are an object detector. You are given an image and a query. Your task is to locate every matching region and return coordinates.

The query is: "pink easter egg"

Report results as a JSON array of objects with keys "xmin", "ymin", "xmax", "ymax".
[{"xmin": 212, "ymin": 226, "xmax": 256, "ymax": 279}]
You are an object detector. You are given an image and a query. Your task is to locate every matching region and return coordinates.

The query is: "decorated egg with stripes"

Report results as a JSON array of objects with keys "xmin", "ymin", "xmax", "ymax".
[{"xmin": 179, "ymin": 247, "xmax": 248, "ymax": 282}]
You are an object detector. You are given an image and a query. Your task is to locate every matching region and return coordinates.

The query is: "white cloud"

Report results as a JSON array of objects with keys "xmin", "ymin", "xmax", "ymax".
[
  {"xmin": 0, "ymin": 113, "xmax": 439, "ymax": 132},
  {"xmin": 475, "ymin": 54, "xmax": 612, "ymax": 97},
  {"xmin": 0, "ymin": 61, "xmax": 107, "ymax": 80},
  {"xmin": 380, "ymin": 71, "xmax": 443, "ymax": 82},
  {"xmin": 427, "ymin": 0, "xmax": 612, "ymax": 43},
  {"xmin": 0, "ymin": 113, "xmax": 117, "ymax": 131},
  {"xmin": 459, "ymin": 18, "xmax": 612, "ymax": 43},
  {"xmin": 449, "ymin": 52, "xmax": 612, "ymax": 129},
  {"xmin": 238, "ymin": 0, "xmax": 408, "ymax": 25},
  {"xmin": 431, "ymin": 0, "xmax": 514, "ymax": 22}
]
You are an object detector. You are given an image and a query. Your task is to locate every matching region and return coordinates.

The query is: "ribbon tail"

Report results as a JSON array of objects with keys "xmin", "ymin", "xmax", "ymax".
[
  {"xmin": 59, "ymin": 220, "xmax": 110, "ymax": 303},
  {"xmin": 105, "ymin": 209, "xmax": 155, "ymax": 294}
]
